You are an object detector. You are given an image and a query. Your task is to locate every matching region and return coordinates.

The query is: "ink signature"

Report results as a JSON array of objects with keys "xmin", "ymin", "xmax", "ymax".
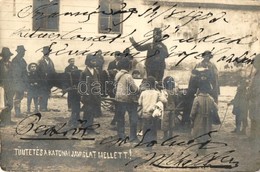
[{"xmin": 16, "ymin": 113, "xmax": 100, "ymax": 139}]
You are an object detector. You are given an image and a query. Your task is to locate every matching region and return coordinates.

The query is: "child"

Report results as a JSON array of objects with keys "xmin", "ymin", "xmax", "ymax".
[
  {"xmin": 162, "ymin": 76, "xmax": 176, "ymax": 140},
  {"xmin": 228, "ymin": 79, "xmax": 248, "ymax": 134},
  {"xmin": 27, "ymin": 63, "xmax": 40, "ymax": 113},
  {"xmin": 132, "ymin": 69, "xmax": 142, "ymax": 79},
  {"xmin": 190, "ymin": 78, "xmax": 218, "ymax": 153},
  {"xmin": 138, "ymin": 76, "xmax": 167, "ymax": 147}
]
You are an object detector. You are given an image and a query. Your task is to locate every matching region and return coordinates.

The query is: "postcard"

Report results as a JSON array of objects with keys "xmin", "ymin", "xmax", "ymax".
[{"xmin": 0, "ymin": 0, "xmax": 260, "ymax": 171}]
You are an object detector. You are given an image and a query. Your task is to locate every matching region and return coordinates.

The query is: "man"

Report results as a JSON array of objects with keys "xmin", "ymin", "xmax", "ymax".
[
  {"xmin": 184, "ymin": 50, "xmax": 221, "ymax": 127},
  {"xmin": 248, "ymin": 53, "xmax": 260, "ymax": 150},
  {"xmin": 38, "ymin": 46, "xmax": 55, "ymax": 112},
  {"xmin": 115, "ymin": 57, "xmax": 139, "ymax": 141},
  {"xmin": 65, "ymin": 58, "xmax": 78, "ymax": 111},
  {"xmin": 0, "ymin": 47, "xmax": 15, "ymax": 125},
  {"xmin": 107, "ymin": 51, "xmax": 121, "ymax": 73},
  {"xmin": 79, "ymin": 53, "xmax": 101, "ymax": 134},
  {"xmin": 129, "ymin": 28, "xmax": 169, "ymax": 81},
  {"xmin": 11, "ymin": 45, "xmax": 27, "ymax": 117}
]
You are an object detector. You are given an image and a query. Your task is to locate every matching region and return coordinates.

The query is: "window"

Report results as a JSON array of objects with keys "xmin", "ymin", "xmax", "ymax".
[
  {"xmin": 33, "ymin": 0, "xmax": 59, "ymax": 31},
  {"xmin": 98, "ymin": 0, "xmax": 123, "ymax": 34}
]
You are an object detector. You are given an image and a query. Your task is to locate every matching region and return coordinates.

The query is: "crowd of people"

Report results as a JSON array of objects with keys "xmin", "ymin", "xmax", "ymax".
[{"xmin": 0, "ymin": 27, "xmax": 260, "ymax": 152}]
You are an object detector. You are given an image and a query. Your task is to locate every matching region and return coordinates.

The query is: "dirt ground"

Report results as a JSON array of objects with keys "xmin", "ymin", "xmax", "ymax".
[{"xmin": 0, "ymin": 86, "xmax": 260, "ymax": 172}]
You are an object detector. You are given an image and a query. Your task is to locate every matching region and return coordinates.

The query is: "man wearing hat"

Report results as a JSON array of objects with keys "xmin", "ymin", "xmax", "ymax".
[
  {"xmin": 64, "ymin": 58, "xmax": 78, "ymax": 111},
  {"xmin": 129, "ymin": 27, "xmax": 169, "ymax": 81},
  {"xmin": 11, "ymin": 45, "xmax": 28, "ymax": 117},
  {"xmin": 184, "ymin": 50, "xmax": 220, "ymax": 129},
  {"xmin": 248, "ymin": 54, "xmax": 260, "ymax": 150},
  {"xmin": 38, "ymin": 46, "xmax": 55, "ymax": 112},
  {"xmin": 79, "ymin": 53, "xmax": 100, "ymax": 134},
  {"xmin": 0, "ymin": 47, "xmax": 16, "ymax": 125}
]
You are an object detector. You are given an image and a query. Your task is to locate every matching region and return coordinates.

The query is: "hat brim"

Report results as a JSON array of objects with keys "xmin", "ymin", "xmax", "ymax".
[{"xmin": 0, "ymin": 52, "xmax": 14, "ymax": 57}]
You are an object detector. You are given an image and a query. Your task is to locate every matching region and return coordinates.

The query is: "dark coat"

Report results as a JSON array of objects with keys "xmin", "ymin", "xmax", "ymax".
[
  {"xmin": 0, "ymin": 59, "xmax": 12, "ymax": 88},
  {"xmin": 38, "ymin": 56, "xmax": 55, "ymax": 92},
  {"xmin": 38, "ymin": 56, "xmax": 55, "ymax": 77},
  {"xmin": 11, "ymin": 56, "xmax": 27, "ymax": 91},
  {"xmin": 80, "ymin": 67, "xmax": 101, "ymax": 105},
  {"xmin": 231, "ymin": 81, "xmax": 248, "ymax": 116},
  {"xmin": 107, "ymin": 60, "xmax": 118, "ymax": 71},
  {"xmin": 132, "ymin": 41, "xmax": 169, "ymax": 70},
  {"xmin": 27, "ymin": 71, "xmax": 41, "ymax": 94},
  {"xmin": 248, "ymin": 71, "xmax": 260, "ymax": 120},
  {"xmin": 95, "ymin": 54, "xmax": 104, "ymax": 73},
  {"xmin": 65, "ymin": 64, "xmax": 78, "ymax": 73}
]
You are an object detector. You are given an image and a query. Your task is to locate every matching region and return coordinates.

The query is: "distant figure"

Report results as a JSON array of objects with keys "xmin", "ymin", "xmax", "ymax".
[
  {"xmin": 65, "ymin": 58, "xmax": 78, "ymax": 111},
  {"xmin": 11, "ymin": 45, "xmax": 28, "ymax": 117},
  {"xmin": 0, "ymin": 47, "xmax": 15, "ymax": 125},
  {"xmin": 27, "ymin": 63, "xmax": 40, "ymax": 113},
  {"xmin": 38, "ymin": 46, "xmax": 56, "ymax": 112},
  {"xmin": 190, "ymin": 77, "xmax": 218, "ymax": 154},
  {"xmin": 79, "ymin": 53, "xmax": 101, "ymax": 134},
  {"xmin": 130, "ymin": 28, "xmax": 169, "ymax": 81},
  {"xmin": 228, "ymin": 79, "xmax": 248, "ymax": 134},
  {"xmin": 248, "ymin": 53, "xmax": 260, "ymax": 149}
]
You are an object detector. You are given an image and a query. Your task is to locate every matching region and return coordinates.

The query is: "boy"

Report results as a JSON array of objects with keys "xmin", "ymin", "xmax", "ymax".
[
  {"xmin": 27, "ymin": 63, "xmax": 40, "ymax": 113},
  {"xmin": 138, "ymin": 76, "xmax": 167, "ymax": 147},
  {"xmin": 228, "ymin": 79, "xmax": 248, "ymax": 134},
  {"xmin": 190, "ymin": 77, "xmax": 218, "ymax": 154}
]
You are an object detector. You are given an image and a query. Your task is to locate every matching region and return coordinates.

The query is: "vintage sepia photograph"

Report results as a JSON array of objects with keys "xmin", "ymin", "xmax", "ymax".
[{"xmin": 0, "ymin": 0, "xmax": 260, "ymax": 171}]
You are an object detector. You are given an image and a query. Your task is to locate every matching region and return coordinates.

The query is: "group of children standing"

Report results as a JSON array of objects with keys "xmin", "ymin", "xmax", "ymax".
[{"xmin": 137, "ymin": 76, "xmax": 177, "ymax": 144}]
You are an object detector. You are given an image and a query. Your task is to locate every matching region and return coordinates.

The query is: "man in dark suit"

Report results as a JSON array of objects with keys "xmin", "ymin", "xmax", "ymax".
[
  {"xmin": 11, "ymin": 45, "xmax": 27, "ymax": 117},
  {"xmin": 38, "ymin": 46, "xmax": 55, "ymax": 112},
  {"xmin": 65, "ymin": 58, "xmax": 78, "ymax": 111},
  {"xmin": 0, "ymin": 47, "xmax": 16, "ymax": 125},
  {"xmin": 78, "ymin": 53, "xmax": 101, "ymax": 134},
  {"xmin": 130, "ymin": 28, "xmax": 169, "ymax": 82}
]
